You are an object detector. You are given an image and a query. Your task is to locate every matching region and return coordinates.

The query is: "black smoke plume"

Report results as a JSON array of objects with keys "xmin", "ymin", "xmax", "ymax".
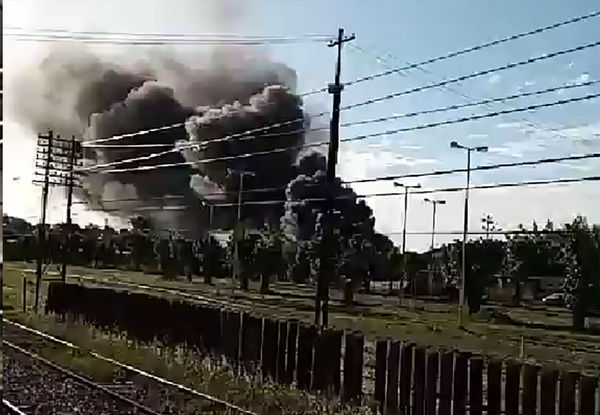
[{"xmin": 8, "ymin": 45, "xmax": 317, "ymax": 235}]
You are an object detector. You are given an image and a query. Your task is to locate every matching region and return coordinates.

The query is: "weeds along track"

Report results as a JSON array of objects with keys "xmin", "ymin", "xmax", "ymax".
[{"xmin": 2, "ymin": 319, "xmax": 258, "ymax": 415}]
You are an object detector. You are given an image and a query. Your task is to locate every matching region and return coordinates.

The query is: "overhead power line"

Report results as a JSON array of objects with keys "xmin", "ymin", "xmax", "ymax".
[
  {"xmin": 4, "ymin": 31, "xmax": 333, "ymax": 45},
  {"xmin": 91, "ymin": 79, "xmax": 600, "ymax": 149},
  {"xmin": 81, "ymin": 40, "xmax": 599, "ymax": 150},
  {"xmin": 340, "ymin": 92, "xmax": 600, "ymax": 145},
  {"xmin": 74, "ymin": 151, "xmax": 600, "ymax": 205},
  {"xmin": 347, "ymin": 43, "xmax": 582, "ymax": 146},
  {"xmin": 344, "ymin": 10, "xmax": 600, "ymax": 87},
  {"xmin": 342, "ymin": 40, "xmax": 600, "ymax": 111},
  {"xmin": 85, "ymin": 91, "xmax": 600, "ymax": 174},
  {"xmin": 347, "ymin": 152, "xmax": 600, "ymax": 184},
  {"xmin": 75, "ymin": 175, "xmax": 600, "ymax": 211},
  {"xmin": 341, "ymin": 79, "xmax": 600, "ymax": 128},
  {"xmin": 4, "ymin": 26, "xmax": 333, "ymax": 41}
]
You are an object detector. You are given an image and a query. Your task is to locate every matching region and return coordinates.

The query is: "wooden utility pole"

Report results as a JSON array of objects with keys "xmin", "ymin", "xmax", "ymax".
[
  {"xmin": 60, "ymin": 137, "xmax": 83, "ymax": 282},
  {"xmin": 33, "ymin": 131, "xmax": 54, "ymax": 312},
  {"xmin": 315, "ymin": 28, "xmax": 355, "ymax": 328},
  {"xmin": 33, "ymin": 133, "xmax": 83, "ymax": 311}
]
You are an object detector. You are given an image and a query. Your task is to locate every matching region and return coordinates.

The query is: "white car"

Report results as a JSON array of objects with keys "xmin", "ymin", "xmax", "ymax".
[{"xmin": 542, "ymin": 292, "xmax": 566, "ymax": 306}]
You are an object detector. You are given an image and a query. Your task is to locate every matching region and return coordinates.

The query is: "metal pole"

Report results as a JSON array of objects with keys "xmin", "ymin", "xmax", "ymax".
[
  {"xmin": 35, "ymin": 131, "xmax": 53, "ymax": 312},
  {"xmin": 458, "ymin": 149, "xmax": 472, "ymax": 325},
  {"xmin": 431, "ymin": 202, "xmax": 438, "ymax": 251},
  {"xmin": 401, "ymin": 187, "xmax": 409, "ymax": 297},
  {"xmin": 233, "ymin": 172, "xmax": 245, "ymax": 288},
  {"xmin": 315, "ymin": 28, "xmax": 354, "ymax": 329},
  {"xmin": 61, "ymin": 136, "xmax": 78, "ymax": 283}
]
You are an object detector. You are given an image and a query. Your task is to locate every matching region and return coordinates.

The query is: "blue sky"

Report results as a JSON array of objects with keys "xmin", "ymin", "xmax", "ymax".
[{"xmin": 3, "ymin": 0, "xmax": 600, "ymax": 251}]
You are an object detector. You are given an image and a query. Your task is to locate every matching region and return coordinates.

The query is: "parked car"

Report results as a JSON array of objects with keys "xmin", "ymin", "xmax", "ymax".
[{"xmin": 542, "ymin": 292, "xmax": 566, "ymax": 306}]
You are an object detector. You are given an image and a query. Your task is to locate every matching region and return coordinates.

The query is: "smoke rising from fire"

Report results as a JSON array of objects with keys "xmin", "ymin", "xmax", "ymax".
[{"xmin": 7, "ymin": 44, "xmax": 323, "ymax": 235}]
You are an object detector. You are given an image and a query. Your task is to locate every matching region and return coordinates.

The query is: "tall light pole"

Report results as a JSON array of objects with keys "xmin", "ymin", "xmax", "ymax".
[
  {"xmin": 424, "ymin": 198, "xmax": 446, "ymax": 297},
  {"xmin": 393, "ymin": 182, "xmax": 421, "ymax": 296},
  {"xmin": 424, "ymin": 198, "xmax": 446, "ymax": 251},
  {"xmin": 450, "ymin": 141, "xmax": 488, "ymax": 325}
]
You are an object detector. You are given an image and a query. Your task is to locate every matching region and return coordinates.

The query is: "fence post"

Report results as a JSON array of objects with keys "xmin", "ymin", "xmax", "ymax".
[
  {"xmin": 505, "ymin": 360, "xmax": 521, "ymax": 415},
  {"xmin": 438, "ymin": 350, "xmax": 454, "ymax": 415},
  {"xmin": 286, "ymin": 320, "xmax": 299, "ymax": 384},
  {"xmin": 296, "ymin": 325, "xmax": 316, "ymax": 389},
  {"xmin": 578, "ymin": 375, "xmax": 598, "ymax": 415},
  {"xmin": 342, "ymin": 332, "xmax": 364, "ymax": 404},
  {"xmin": 522, "ymin": 364, "xmax": 539, "ymax": 415},
  {"xmin": 540, "ymin": 369, "xmax": 559, "ymax": 415},
  {"xmin": 412, "ymin": 347, "xmax": 426, "ymax": 415},
  {"xmin": 487, "ymin": 359, "xmax": 502, "ymax": 415},
  {"xmin": 330, "ymin": 329, "xmax": 343, "ymax": 396},
  {"xmin": 453, "ymin": 351, "xmax": 470, "ymax": 415},
  {"xmin": 399, "ymin": 343, "xmax": 414, "ymax": 414},
  {"xmin": 276, "ymin": 320, "xmax": 288, "ymax": 383},
  {"xmin": 374, "ymin": 339, "xmax": 389, "ymax": 412},
  {"xmin": 559, "ymin": 371, "xmax": 578, "ymax": 415},
  {"xmin": 261, "ymin": 318, "xmax": 278, "ymax": 381},
  {"xmin": 469, "ymin": 356, "xmax": 483, "ymax": 415},
  {"xmin": 385, "ymin": 340, "xmax": 401, "ymax": 415},
  {"xmin": 424, "ymin": 349, "xmax": 439, "ymax": 415},
  {"xmin": 312, "ymin": 329, "xmax": 328, "ymax": 392}
]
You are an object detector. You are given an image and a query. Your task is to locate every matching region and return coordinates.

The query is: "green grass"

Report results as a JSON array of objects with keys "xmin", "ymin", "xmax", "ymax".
[
  {"xmin": 2, "ymin": 266, "xmax": 372, "ymax": 414},
  {"xmin": 4, "ymin": 261, "xmax": 600, "ymax": 374}
]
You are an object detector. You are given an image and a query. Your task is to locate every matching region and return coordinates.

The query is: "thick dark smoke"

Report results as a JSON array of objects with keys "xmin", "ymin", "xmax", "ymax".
[{"xmin": 8, "ymin": 45, "xmax": 319, "ymax": 235}]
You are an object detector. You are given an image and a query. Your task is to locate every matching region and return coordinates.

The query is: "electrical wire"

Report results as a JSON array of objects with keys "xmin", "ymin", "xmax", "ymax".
[
  {"xmin": 66, "ymin": 175, "xmax": 600, "ymax": 211},
  {"xmin": 81, "ymin": 40, "xmax": 599, "ymax": 152},
  {"xmin": 4, "ymin": 32, "xmax": 333, "ymax": 46},
  {"xmin": 347, "ymin": 152, "xmax": 600, "ymax": 185},
  {"xmin": 342, "ymin": 40, "xmax": 600, "ymax": 111},
  {"xmin": 84, "ymin": 91, "xmax": 600, "ymax": 174},
  {"xmin": 72, "ymin": 151, "xmax": 600, "ymax": 205},
  {"xmin": 347, "ymin": 43, "xmax": 583, "ymax": 145},
  {"xmin": 340, "ymin": 79, "xmax": 600, "ymax": 128},
  {"xmin": 90, "ymin": 79, "xmax": 600, "ymax": 149},
  {"xmin": 344, "ymin": 10, "xmax": 600, "ymax": 87},
  {"xmin": 4, "ymin": 26, "xmax": 333, "ymax": 41}
]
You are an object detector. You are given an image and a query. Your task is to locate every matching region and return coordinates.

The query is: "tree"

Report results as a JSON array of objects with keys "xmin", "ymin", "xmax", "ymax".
[
  {"xmin": 559, "ymin": 216, "xmax": 600, "ymax": 330},
  {"xmin": 503, "ymin": 221, "xmax": 565, "ymax": 303},
  {"xmin": 445, "ymin": 238, "xmax": 505, "ymax": 313}
]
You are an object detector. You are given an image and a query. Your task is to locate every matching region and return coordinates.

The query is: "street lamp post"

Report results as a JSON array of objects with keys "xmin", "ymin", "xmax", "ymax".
[
  {"xmin": 393, "ymin": 182, "xmax": 421, "ymax": 297},
  {"xmin": 450, "ymin": 141, "xmax": 488, "ymax": 325},
  {"xmin": 424, "ymin": 198, "xmax": 446, "ymax": 251},
  {"xmin": 424, "ymin": 198, "xmax": 446, "ymax": 297}
]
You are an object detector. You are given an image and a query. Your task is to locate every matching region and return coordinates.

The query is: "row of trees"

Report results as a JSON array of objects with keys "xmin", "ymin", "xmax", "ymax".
[
  {"xmin": 4, "ymin": 213, "xmax": 599, "ymax": 330},
  {"xmin": 441, "ymin": 217, "xmax": 600, "ymax": 329}
]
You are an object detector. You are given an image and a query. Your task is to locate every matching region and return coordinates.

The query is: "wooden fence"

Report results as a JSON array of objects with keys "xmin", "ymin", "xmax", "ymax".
[{"xmin": 45, "ymin": 282, "xmax": 599, "ymax": 414}]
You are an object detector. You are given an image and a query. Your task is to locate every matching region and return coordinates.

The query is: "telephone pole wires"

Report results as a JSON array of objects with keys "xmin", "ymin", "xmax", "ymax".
[
  {"xmin": 315, "ymin": 28, "xmax": 355, "ymax": 328},
  {"xmin": 33, "ymin": 132, "xmax": 83, "ymax": 311}
]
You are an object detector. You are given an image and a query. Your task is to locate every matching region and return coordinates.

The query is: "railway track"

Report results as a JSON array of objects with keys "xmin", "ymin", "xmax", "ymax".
[
  {"xmin": 2, "ymin": 318, "xmax": 258, "ymax": 415},
  {"xmin": 2, "ymin": 399, "xmax": 28, "ymax": 415}
]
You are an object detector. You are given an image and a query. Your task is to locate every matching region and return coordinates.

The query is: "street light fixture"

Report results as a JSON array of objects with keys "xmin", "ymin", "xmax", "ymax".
[
  {"xmin": 393, "ymin": 182, "xmax": 421, "ymax": 295},
  {"xmin": 424, "ymin": 198, "xmax": 446, "ymax": 298},
  {"xmin": 450, "ymin": 141, "xmax": 488, "ymax": 325},
  {"xmin": 423, "ymin": 198, "xmax": 446, "ymax": 251}
]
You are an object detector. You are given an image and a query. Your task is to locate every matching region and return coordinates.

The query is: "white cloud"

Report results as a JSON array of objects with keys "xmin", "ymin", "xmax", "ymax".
[
  {"xmin": 488, "ymin": 74, "xmax": 501, "ymax": 84},
  {"xmin": 496, "ymin": 122, "xmax": 523, "ymax": 129}
]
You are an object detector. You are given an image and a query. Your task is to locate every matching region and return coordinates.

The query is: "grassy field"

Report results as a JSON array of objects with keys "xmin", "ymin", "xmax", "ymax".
[
  {"xmin": 2, "ymin": 265, "xmax": 375, "ymax": 414},
  {"xmin": 4, "ymin": 261, "xmax": 600, "ymax": 374}
]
